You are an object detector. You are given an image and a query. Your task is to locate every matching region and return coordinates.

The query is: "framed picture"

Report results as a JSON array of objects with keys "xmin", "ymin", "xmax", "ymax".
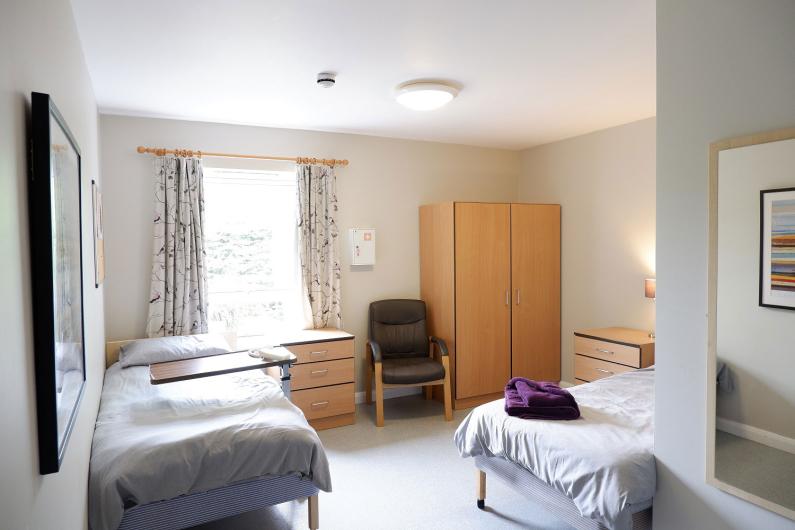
[
  {"xmin": 760, "ymin": 187, "xmax": 795, "ymax": 310},
  {"xmin": 92, "ymin": 180, "xmax": 105, "ymax": 287},
  {"xmin": 28, "ymin": 92, "xmax": 86, "ymax": 474}
]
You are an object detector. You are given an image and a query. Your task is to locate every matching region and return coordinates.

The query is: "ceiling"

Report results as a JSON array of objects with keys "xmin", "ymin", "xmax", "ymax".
[{"xmin": 70, "ymin": 0, "xmax": 655, "ymax": 150}]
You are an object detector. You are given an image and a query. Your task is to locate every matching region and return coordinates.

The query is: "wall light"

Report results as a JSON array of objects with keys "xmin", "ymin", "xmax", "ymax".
[
  {"xmin": 395, "ymin": 81, "xmax": 458, "ymax": 111},
  {"xmin": 645, "ymin": 278, "xmax": 656, "ymax": 339},
  {"xmin": 644, "ymin": 278, "xmax": 656, "ymax": 300}
]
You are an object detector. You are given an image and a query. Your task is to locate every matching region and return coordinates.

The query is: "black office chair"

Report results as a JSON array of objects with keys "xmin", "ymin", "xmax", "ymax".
[{"xmin": 365, "ymin": 299, "xmax": 452, "ymax": 427}]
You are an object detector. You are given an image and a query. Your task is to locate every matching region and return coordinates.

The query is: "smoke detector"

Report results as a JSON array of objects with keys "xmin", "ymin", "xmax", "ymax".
[{"xmin": 317, "ymin": 72, "xmax": 336, "ymax": 88}]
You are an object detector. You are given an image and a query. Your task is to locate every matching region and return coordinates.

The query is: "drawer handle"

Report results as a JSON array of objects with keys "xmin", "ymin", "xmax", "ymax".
[
  {"xmin": 310, "ymin": 369, "xmax": 329, "ymax": 376},
  {"xmin": 310, "ymin": 400, "xmax": 330, "ymax": 409},
  {"xmin": 310, "ymin": 350, "xmax": 328, "ymax": 357},
  {"xmin": 594, "ymin": 368, "xmax": 614, "ymax": 375},
  {"xmin": 595, "ymin": 348, "xmax": 614, "ymax": 355}
]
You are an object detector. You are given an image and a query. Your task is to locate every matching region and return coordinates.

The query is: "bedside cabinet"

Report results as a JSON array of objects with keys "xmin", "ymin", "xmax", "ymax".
[
  {"xmin": 279, "ymin": 328, "xmax": 356, "ymax": 431},
  {"xmin": 573, "ymin": 327, "xmax": 654, "ymax": 384}
]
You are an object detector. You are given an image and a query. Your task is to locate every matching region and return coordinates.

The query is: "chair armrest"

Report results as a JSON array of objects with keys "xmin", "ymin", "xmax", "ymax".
[
  {"xmin": 429, "ymin": 336, "xmax": 449, "ymax": 356},
  {"xmin": 367, "ymin": 340, "xmax": 383, "ymax": 363}
]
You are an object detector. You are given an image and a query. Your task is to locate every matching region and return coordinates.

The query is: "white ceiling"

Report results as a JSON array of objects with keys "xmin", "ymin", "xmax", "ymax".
[{"xmin": 70, "ymin": 0, "xmax": 655, "ymax": 150}]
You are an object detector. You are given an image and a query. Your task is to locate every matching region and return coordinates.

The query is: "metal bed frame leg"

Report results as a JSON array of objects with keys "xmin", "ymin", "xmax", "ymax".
[
  {"xmin": 280, "ymin": 364, "xmax": 292, "ymax": 400},
  {"xmin": 308, "ymin": 494, "xmax": 319, "ymax": 530},
  {"xmin": 477, "ymin": 469, "xmax": 486, "ymax": 509}
]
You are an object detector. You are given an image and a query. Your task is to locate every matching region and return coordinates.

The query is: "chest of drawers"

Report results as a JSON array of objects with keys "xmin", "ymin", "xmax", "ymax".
[
  {"xmin": 573, "ymin": 327, "xmax": 654, "ymax": 384},
  {"xmin": 279, "ymin": 328, "xmax": 355, "ymax": 430}
]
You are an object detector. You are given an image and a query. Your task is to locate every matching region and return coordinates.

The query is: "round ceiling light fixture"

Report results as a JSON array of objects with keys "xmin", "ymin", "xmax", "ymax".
[{"xmin": 395, "ymin": 81, "xmax": 458, "ymax": 111}]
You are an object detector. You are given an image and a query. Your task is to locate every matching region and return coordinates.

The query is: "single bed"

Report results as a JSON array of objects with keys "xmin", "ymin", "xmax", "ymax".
[
  {"xmin": 89, "ymin": 338, "xmax": 331, "ymax": 530},
  {"xmin": 454, "ymin": 367, "xmax": 655, "ymax": 530}
]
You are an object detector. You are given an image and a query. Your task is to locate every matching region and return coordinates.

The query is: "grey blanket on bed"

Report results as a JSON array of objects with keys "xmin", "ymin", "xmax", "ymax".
[
  {"xmin": 454, "ymin": 367, "xmax": 655, "ymax": 530},
  {"xmin": 89, "ymin": 364, "xmax": 331, "ymax": 530}
]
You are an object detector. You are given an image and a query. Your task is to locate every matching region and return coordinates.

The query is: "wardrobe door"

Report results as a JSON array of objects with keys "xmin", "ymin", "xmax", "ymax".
[
  {"xmin": 420, "ymin": 203, "xmax": 456, "ymax": 402},
  {"xmin": 455, "ymin": 203, "xmax": 511, "ymax": 399},
  {"xmin": 511, "ymin": 204, "xmax": 561, "ymax": 382}
]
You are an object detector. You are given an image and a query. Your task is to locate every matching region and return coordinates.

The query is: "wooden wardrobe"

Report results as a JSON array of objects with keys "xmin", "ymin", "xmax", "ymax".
[{"xmin": 420, "ymin": 202, "xmax": 561, "ymax": 409}]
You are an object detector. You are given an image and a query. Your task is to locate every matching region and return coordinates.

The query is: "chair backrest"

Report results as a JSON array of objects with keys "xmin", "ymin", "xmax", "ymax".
[{"xmin": 368, "ymin": 299, "xmax": 429, "ymax": 359}]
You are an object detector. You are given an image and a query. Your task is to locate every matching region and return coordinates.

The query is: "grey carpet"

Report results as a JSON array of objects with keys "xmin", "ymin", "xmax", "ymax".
[
  {"xmin": 714, "ymin": 430, "xmax": 795, "ymax": 511},
  {"xmin": 193, "ymin": 395, "xmax": 576, "ymax": 529}
]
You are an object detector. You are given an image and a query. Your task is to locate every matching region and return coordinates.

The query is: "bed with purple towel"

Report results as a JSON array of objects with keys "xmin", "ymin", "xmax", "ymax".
[{"xmin": 455, "ymin": 367, "xmax": 655, "ymax": 530}]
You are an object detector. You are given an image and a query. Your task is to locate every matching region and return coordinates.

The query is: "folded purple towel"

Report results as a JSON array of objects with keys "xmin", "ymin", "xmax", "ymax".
[{"xmin": 504, "ymin": 377, "xmax": 580, "ymax": 420}]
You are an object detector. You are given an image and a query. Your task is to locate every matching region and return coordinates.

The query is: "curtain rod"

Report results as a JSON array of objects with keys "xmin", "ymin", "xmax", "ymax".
[{"xmin": 135, "ymin": 146, "xmax": 349, "ymax": 167}]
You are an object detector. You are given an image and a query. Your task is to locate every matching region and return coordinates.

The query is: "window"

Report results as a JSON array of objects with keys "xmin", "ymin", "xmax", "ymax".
[{"xmin": 203, "ymin": 167, "xmax": 304, "ymax": 343}]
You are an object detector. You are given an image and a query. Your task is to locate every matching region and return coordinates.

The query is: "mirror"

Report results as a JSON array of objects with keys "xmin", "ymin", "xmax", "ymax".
[
  {"xmin": 707, "ymin": 128, "xmax": 795, "ymax": 520},
  {"xmin": 29, "ymin": 92, "xmax": 87, "ymax": 474}
]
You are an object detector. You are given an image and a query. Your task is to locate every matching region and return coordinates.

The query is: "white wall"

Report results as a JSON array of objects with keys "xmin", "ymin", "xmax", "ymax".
[
  {"xmin": 0, "ymin": 1, "xmax": 105, "ymax": 528},
  {"xmin": 518, "ymin": 118, "xmax": 656, "ymax": 384},
  {"xmin": 656, "ymin": 0, "xmax": 795, "ymax": 528},
  {"xmin": 716, "ymin": 141, "xmax": 795, "ymax": 440},
  {"xmin": 99, "ymin": 115, "xmax": 520, "ymax": 391}
]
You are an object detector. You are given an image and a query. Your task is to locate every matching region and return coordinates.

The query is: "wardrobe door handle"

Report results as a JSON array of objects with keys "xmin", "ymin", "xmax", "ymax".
[
  {"xmin": 505, "ymin": 290, "xmax": 509, "ymax": 306},
  {"xmin": 516, "ymin": 288, "xmax": 521, "ymax": 305}
]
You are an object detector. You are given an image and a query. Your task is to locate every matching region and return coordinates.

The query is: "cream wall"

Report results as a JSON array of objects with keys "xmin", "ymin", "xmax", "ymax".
[
  {"xmin": 0, "ymin": 0, "xmax": 105, "ymax": 529},
  {"xmin": 518, "ymin": 118, "xmax": 656, "ymax": 384},
  {"xmin": 99, "ymin": 114, "xmax": 520, "ymax": 390},
  {"xmin": 656, "ymin": 0, "xmax": 795, "ymax": 528}
]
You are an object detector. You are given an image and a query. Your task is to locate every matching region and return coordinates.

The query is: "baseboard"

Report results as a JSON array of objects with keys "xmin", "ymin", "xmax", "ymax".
[
  {"xmin": 354, "ymin": 387, "xmax": 422, "ymax": 405},
  {"xmin": 716, "ymin": 417, "xmax": 795, "ymax": 455}
]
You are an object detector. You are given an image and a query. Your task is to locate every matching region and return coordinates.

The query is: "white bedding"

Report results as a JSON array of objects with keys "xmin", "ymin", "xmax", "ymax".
[
  {"xmin": 454, "ymin": 367, "xmax": 655, "ymax": 530},
  {"xmin": 89, "ymin": 363, "xmax": 331, "ymax": 530}
]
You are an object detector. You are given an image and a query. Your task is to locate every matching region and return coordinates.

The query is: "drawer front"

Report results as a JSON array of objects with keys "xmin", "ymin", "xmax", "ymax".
[
  {"xmin": 574, "ymin": 336, "xmax": 640, "ymax": 367},
  {"xmin": 574, "ymin": 355, "xmax": 634, "ymax": 382},
  {"xmin": 291, "ymin": 358, "xmax": 353, "ymax": 391},
  {"xmin": 285, "ymin": 339, "xmax": 354, "ymax": 365},
  {"xmin": 292, "ymin": 383, "xmax": 355, "ymax": 420}
]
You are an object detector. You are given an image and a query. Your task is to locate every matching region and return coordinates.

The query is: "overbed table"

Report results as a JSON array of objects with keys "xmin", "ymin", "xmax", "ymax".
[{"xmin": 149, "ymin": 348, "xmax": 298, "ymax": 397}]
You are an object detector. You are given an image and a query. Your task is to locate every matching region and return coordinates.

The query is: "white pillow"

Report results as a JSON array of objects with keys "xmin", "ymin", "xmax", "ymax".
[{"xmin": 119, "ymin": 334, "xmax": 231, "ymax": 368}]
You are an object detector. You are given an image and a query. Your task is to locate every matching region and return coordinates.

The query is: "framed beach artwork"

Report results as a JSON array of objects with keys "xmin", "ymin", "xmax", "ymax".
[{"xmin": 760, "ymin": 187, "xmax": 795, "ymax": 309}]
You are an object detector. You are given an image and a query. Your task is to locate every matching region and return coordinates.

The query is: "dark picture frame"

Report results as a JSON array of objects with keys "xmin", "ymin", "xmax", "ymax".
[
  {"xmin": 28, "ymin": 92, "xmax": 87, "ymax": 474},
  {"xmin": 759, "ymin": 186, "xmax": 795, "ymax": 310},
  {"xmin": 91, "ymin": 179, "xmax": 105, "ymax": 287}
]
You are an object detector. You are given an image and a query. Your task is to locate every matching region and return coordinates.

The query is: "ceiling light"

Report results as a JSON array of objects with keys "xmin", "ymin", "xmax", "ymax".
[{"xmin": 395, "ymin": 81, "xmax": 458, "ymax": 111}]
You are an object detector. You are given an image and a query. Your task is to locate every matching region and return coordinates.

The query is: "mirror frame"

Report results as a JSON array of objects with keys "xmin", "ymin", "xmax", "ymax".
[
  {"xmin": 707, "ymin": 126, "xmax": 795, "ymax": 521},
  {"xmin": 29, "ymin": 92, "xmax": 87, "ymax": 474}
]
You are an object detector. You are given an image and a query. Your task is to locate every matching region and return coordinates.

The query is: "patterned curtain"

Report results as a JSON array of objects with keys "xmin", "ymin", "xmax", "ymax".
[
  {"xmin": 297, "ymin": 164, "xmax": 342, "ymax": 328},
  {"xmin": 145, "ymin": 156, "xmax": 208, "ymax": 337}
]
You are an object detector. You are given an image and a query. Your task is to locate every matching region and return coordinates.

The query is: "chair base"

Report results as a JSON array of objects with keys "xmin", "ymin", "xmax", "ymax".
[{"xmin": 368, "ymin": 354, "xmax": 453, "ymax": 427}]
